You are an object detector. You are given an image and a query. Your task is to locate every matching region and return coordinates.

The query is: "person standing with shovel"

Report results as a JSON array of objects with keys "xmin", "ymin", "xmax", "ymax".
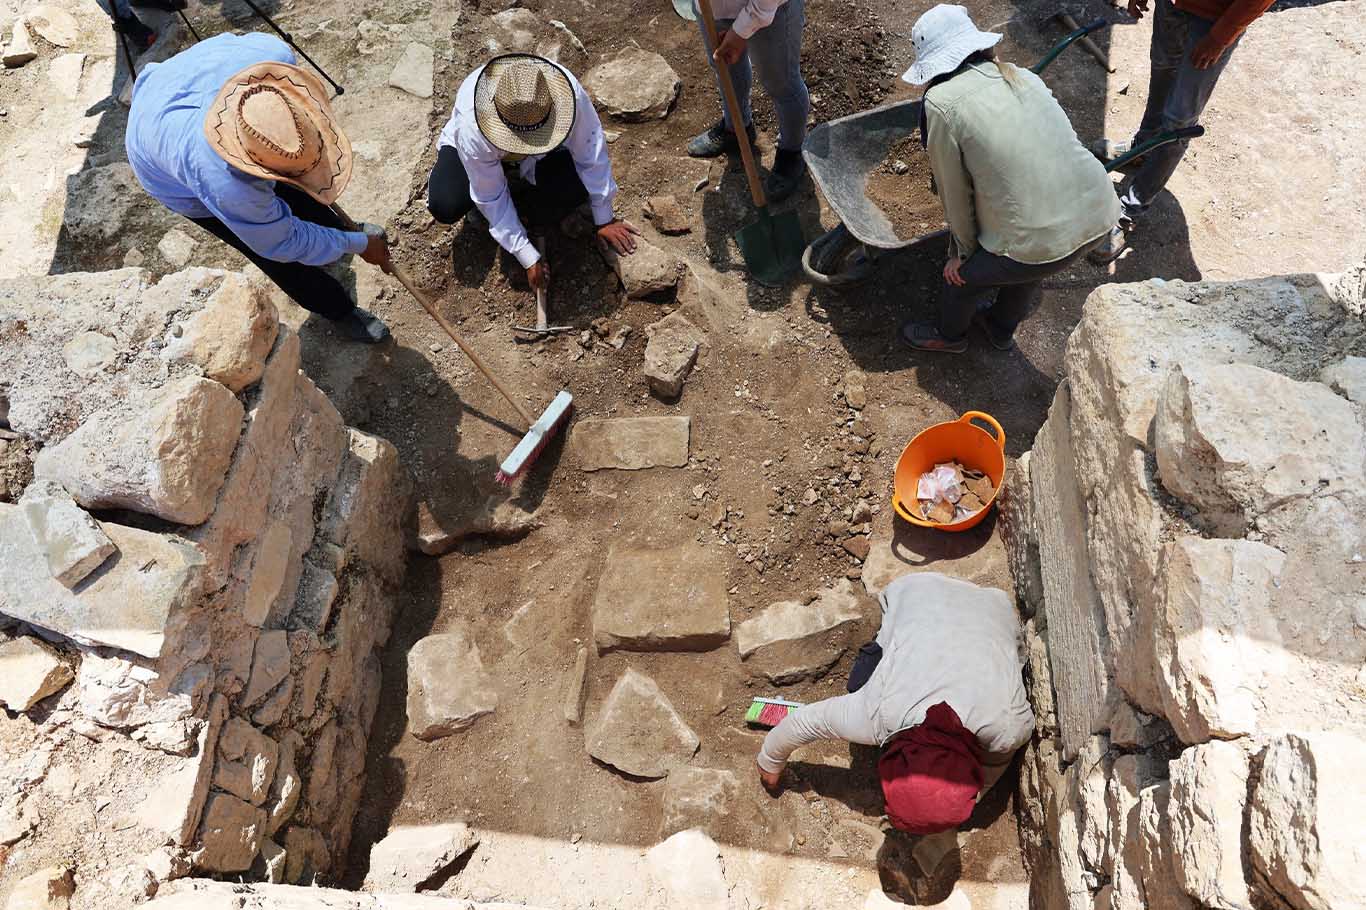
[{"xmin": 427, "ymin": 54, "xmax": 640, "ymax": 299}]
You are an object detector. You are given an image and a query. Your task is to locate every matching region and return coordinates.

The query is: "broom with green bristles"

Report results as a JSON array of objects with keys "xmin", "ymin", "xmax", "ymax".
[{"xmin": 745, "ymin": 697, "xmax": 803, "ymax": 729}]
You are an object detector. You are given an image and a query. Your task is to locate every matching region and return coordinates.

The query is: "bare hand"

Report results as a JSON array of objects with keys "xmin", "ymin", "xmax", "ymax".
[
  {"xmin": 1125, "ymin": 0, "xmax": 1149, "ymax": 19},
  {"xmin": 714, "ymin": 29, "xmax": 748, "ymax": 67},
  {"xmin": 597, "ymin": 219, "xmax": 641, "ymax": 255},
  {"xmin": 943, "ymin": 257, "xmax": 965, "ymax": 287},
  {"xmin": 527, "ymin": 261, "xmax": 550, "ymax": 291},
  {"xmin": 360, "ymin": 230, "xmax": 392, "ymax": 272},
  {"xmin": 1190, "ymin": 34, "xmax": 1225, "ymax": 69},
  {"xmin": 758, "ymin": 762, "xmax": 783, "ymax": 795}
]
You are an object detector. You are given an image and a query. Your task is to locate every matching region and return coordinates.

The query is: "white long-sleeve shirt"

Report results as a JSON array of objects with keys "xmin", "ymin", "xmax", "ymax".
[
  {"xmin": 436, "ymin": 63, "xmax": 617, "ymax": 268},
  {"xmin": 758, "ymin": 574, "xmax": 1035, "ymax": 785},
  {"xmin": 707, "ymin": 0, "xmax": 792, "ymax": 38}
]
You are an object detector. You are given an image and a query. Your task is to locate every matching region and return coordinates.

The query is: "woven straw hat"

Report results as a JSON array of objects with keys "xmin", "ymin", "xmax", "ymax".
[
  {"xmin": 203, "ymin": 62, "xmax": 353, "ymax": 204},
  {"xmin": 900, "ymin": 4, "xmax": 1002, "ymax": 87},
  {"xmin": 474, "ymin": 54, "xmax": 576, "ymax": 157}
]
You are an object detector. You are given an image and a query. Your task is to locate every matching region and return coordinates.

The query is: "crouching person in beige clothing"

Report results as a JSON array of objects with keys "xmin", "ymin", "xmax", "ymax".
[
  {"xmin": 898, "ymin": 5, "xmax": 1121, "ymax": 355},
  {"xmin": 756, "ymin": 573, "xmax": 1035, "ymax": 834}
]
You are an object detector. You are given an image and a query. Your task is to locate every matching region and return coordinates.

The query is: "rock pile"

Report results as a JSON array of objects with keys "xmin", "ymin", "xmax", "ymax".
[
  {"xmin": 0, "ymin": 267, "xmax": 409, "ymax": 906},
  {"xmin": 1003, "ymin": 267, "xmax": 1366, "ymax": 910}
]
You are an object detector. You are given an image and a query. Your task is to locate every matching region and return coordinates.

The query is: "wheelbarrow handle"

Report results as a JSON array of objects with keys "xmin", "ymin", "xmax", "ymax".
[
  {"xmin": 1104, "ymin": 125, "xmax": 1206, "ymax": 172},
  {"xmin": 1030, "ymin": 18, "xmax": 1110, "ymax": 75}
]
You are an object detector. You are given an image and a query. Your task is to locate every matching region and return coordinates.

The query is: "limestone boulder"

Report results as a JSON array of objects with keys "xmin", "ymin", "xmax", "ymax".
[
  {"xmin": 242, "ymin": 631, "xmax": 291, "ymax": 709},
  {"xmin": 3, "ymin": 20, "xmax": 37, "ymax": 67},
  {"xmin": 646, "ymin": 829, "xmax": 728, "ymax": 910},
  {"xmin": 601, "ymin": 237, "xmax": 684, "ymax": 299},
  {"xmin": 1168, "ymin": 740, "xmax": 1251, "ymax": 909},
  {"xmin": 252, "ymin": 839, "xmax": 287, "ymax": 884},
  {"xmin": 20, "ymin": 479, "xmax": 116, "ymax": 587},
  {"xmin": 35, "ymin": 376, "xmax": 245, "ymax": 525},
  {"xmin": 644, "ymin": 194, "xmax": 692, "ymax": 235},
  {"xmin": 163, "ymin": 272, "xmax": 279, "ymax": 393},
  {"xmin": 586, "ymin": 668, "xmax": 699, "ymax": 778},
  {"xmin": 643, "ymin": 311, "xmax": 704, "ymax": 399},
  {"xmin": 1137, "ymin": 782, "xmax": 1197, "ymax": 910},
  {"xmin": 362, "ymin": 822, "xmax": 479, "ymax": 892},
  {"xmin": 661, "ymin": 767, "xmax": 739, "ymax": 836},
  {"xmin": 27, "ymin": 5, "xmax": 79, "ymax": 46},
  {"xmin": 1152, "ymin": 536, "xmax": 1288, "ymax": 744},
  {"xmin": 1320, "ymin": 354, "xmax": 1366, "ymax": 403},
  {"xmin": 592, "ymin": 543, "xmax": 731, "ymax": 653},
  {"xmin": 5, "ymin": 867, "xmax": 75, "ymax": 910},
  {"xmin": 214, "ymin": 718, "xmax": 280, "ymax": 805},
  {"xmin": 735, "ymin": 578, "xmax": 866, "ymax": 683},
  {"xmin": 157, "ymin": 228, "xmax": 197, "ymax": 268},
  {"xmin": 1154, "ymin": 362, "xmax": 1365, "ymax": 538},
  {"xmin": 282, "ymin": 825, "xmax": 330, "ymax": 884},
  {"xmin": 195, "ymin": 792, "xmax": 267, "ymax": 873},
  {"xmin": 573, "ymin": 416, "xmax": 690, "ymax": 471},
  {"xmin": 583, "ymin": 48, "xmax": 681, "ymax": 121},
  {"xmin": 388, "ymin": 42, "xmax": 434, "ymax": 98},
  {"xmin": 134, "ymin": 695, "xmax": 226, "ymax": 847},
  {"xmin": 0, "ymin": 636, "xmax": 74, "ymax": 711},
  {"xmin": 1249, "ymin": 733, "xmax": 1366, "ymax": 910},
  {"xmin": 406, "ymin": 629, "xmax": 497, "ymax": 740}
]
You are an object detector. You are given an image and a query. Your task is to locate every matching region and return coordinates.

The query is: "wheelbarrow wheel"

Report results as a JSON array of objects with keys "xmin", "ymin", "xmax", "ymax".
[{"xmin": 802, "ymin": 223, "xmax": 875, "ymax": 287}]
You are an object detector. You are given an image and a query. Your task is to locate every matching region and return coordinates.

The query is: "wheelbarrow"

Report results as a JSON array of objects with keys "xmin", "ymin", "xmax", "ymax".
[{"xmin": 800, "ymin": 20, "xmax": 1205, "ymax": 286}]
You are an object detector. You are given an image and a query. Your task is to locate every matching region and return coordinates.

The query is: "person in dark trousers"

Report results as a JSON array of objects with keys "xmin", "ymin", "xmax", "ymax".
[
  {"xmin": 125, "ymin": 32, "xmax": 393, "ymax": 343},
  {"xmin": 897, "ymin": 5, "xmax": 1119, "ymax": 355},
  {"xmin": 686, "ymin": 0, "xmax": 811, "ymax": 202},
  {"xmin": 429, "ymin": 54, "xmax": 638, "ymax": 295},
  {"xmin": 1088, "ymin": 0, "xmax": 1275, "ymax": 262}
]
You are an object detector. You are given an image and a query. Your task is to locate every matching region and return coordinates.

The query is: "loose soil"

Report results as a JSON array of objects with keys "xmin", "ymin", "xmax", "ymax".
[{"xmin": 864, "ymin": 136, "xmax": 945, "ymax": 241}]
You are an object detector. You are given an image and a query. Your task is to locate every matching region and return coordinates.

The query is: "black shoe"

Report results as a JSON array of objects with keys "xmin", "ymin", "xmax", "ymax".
[
  {"xmin": 687, "ymin": 120, "xmax": 757, "ymax": 158},
  {"xmin": 113, "ymin": 14, "xmax": 157, "ymax": 51},
  {"xmin": 336, "ymin": 307, "xmax": 391, "ymax": 344},
  {"xmin": 971, "ymin": 313, "xmax": 1015, "ymax": 351},
  {"xmin": 130, "ymin": 0, "xmax": 187, "ymax": 9},
  {"xmin": 765, "ymin": 149, "xmax": 806, "ymax": 203}
]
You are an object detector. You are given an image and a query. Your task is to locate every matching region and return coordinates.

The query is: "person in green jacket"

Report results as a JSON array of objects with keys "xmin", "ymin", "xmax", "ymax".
[{"xmin": 900, "ymin": 5, "xmax": 1120, "ymax": 355}]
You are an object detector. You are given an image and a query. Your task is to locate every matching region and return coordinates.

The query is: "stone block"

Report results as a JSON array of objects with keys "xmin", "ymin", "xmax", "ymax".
[
  {"xmin": 252, "ymin": 839, "xmax": 287, "ymax": 884},
  {"xmin": 0, "ymin": 502, "xmax": 205, "ymax": 659},
  {"xmin": 1154, "ymin": 362, "xmax": 1365, "ymax": 537},
  {"xmin": 388, "ymin": 42, "xmax": 434, "ymax": 98},
  {"xmin": 0, "ymin": 636, "xmax": 73, "ymax": 711},
  {"xmin": 243, "ymin": 630, "xmax": 291, "ymax": 708},
  {"xmin": 157, "ymin": 228, "xmax": 197, "ymax": 268},
  {"xmin": 583, "ymin": 48, "xmax": 681, "ymax": 121},
  {"xmin": 586, "ymin": 668, "xmax": 699, "ymax": 778},
  {"xmin": 195, "ymin": 792, "xmax": 266, "ymax": 873},
  {"xmin": 264, "ymin": 732, "xmax": 302, "ymax": 837},
  {"xmin": 1249, "ymin": 732, "xmax": 1366, "ymax": 910},
  {"xmin": 563, "ymin": 645, "xmax": 588, "ymax": 725},
  {"xmin": 5, "ymin": 866, "xmax": 74, "ymax": 910},
  {"xmin": 283, "ymin": 825, "xmax": 330, "ymax": 884},
  {"xmin": 1152, "ymin": 536, "xmax": 1287, "ymax": 744},
  {"xmin": 661, "ymin": 767, "xmax": 739, "ymax": 836},
  {"xmin": 601, "ymin": 237, "xmax": 684, "ymax": 298},
  {"xmin": 645, "ymin": 829, "xmax": 728, "ymax": 910},
  {"xmin": 644, "ymin": 194, "xmax": 691, "ymax": 234},
  {"xmin": 47, "ymin": 52, "xmax": 84, "ymax": 101},
  {"xmin": 735, "ymin": 578, "xmax": 865, "ymax": 683},
  {"xmin": 592, "ymin": 543, "xmax": 731, "ymax": 653},
  {"xmin": 1168, "ymin": 740, "xmax": 1251, "ymax": 909},
  {"xmin": 34, "ymin": 376, "xmax": 245, "ymax": 525},
  {"xmin": 406, "ymin": 629, "xmax": 497, "ymax": 740},
  {"xmin": 20, "ymin": 479, "xmax": 117, "ymax": 587},
  {"xmin": 998, "ymin": 451, "xmax": 1043, "ymax": 618},
  {"xmin": 362, "ymin": 823, "xmax": 479, "ymax": 892},
  {"xmin": 643, "ymin": 311, "xmax": 703, "ymax": 398},
  {"xmin": 163, "ymin": 271, "xmax": 278, "ymax": 393},
  {"xmin": 573, "ymin": 416, "xmax": 690, "ymax": 470},
  {"xmin": 27, "ymin": 5, "xmax": 79, "ymax": 45},
  {"xmin": 135, "ymin": 695, "xmax": 226, "ymax": 846},
  {"xmin": 1320, "ymin": 355, "xmax": 1366, "ymax": 403},
  {"xmin": 214, "ymin": 717, "xmax": 279, "ymax": 805},
  {"xmin": 3, "ymin": 20, "xmax": 36, "ymax": 67},
  {"xmin": 1136, "ymin": 782, "xmax": 1196, "ymax": 910}
]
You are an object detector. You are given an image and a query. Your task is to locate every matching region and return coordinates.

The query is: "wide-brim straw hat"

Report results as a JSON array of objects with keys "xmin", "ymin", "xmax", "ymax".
[
  {"xmin": 204, "ymin": 61, "xmax": 353, "ymax": 205},
  {"xmin": 900, "ymin": 4, "xmax": 1003, "ymax": 87},
  {"xmin": 475, "ymin": 53, "xmax": 576, "ymax": 157}
]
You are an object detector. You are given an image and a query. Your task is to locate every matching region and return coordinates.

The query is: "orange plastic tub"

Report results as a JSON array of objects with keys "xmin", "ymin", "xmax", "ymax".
[{"xmin": 892, "ymin": 411, "xmax": 1006, "ymax": 533}]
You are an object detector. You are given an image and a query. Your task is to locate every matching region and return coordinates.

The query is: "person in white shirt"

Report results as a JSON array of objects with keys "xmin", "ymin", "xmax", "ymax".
[
  {"xmin": 429, "ymin": 54, "xmax": 639, "ymax": 293},
  {"xmin": 687, "ymin": 0, "xmax": 811, "ymax": 202}
]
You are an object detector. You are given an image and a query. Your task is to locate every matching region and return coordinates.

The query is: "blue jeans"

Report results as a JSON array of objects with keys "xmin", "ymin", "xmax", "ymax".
[
  {"xmin": 696, "ymin": 0, "xmax": 811, "ymax": 152},
  {"xmin": 1124, "ymin": 0, "xmax": 1240, "ymax": 213}
]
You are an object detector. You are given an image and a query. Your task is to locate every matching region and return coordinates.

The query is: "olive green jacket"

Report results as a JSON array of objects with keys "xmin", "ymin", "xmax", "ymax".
[{"xmin": 924, "ymin": 62, "xmax": 1121, "ymax": 264}]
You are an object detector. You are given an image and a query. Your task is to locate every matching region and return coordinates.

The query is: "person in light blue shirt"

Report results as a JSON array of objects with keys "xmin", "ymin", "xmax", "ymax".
[{"xmin": 126, "ymin": 32, "xmax": 392, "ymax": 343}]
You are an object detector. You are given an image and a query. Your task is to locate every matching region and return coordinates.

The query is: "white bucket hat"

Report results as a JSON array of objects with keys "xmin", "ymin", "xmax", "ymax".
[{"xmin": 900, "ymin": 4, "xmax": 1003, "ymax": 87}]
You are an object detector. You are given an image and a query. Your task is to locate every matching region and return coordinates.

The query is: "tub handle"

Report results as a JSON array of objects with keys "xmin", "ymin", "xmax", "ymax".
[{"xmin": 960, "ymin": 411, "xmax": 1005, "ymax": 453}]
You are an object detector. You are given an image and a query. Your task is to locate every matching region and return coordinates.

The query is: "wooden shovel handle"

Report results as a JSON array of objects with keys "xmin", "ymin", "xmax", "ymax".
[
  {"xmin": 696, "ymin": 0, "xmax": 767, "ymax": 209},
  {"xmin": 332, "ymin": 204, "xmax": 535, "ymax": 427}
]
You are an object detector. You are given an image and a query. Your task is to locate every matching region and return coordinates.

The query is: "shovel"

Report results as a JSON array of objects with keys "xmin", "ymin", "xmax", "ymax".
[{"xmin": 696, "ymin": 0, "xmax": 805, "ymax": 286}]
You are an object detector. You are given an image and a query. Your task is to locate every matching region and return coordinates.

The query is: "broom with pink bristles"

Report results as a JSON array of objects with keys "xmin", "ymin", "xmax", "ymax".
[{"xmin": 334, "ymin": 205, "xmax": 573, "ymax": 484}]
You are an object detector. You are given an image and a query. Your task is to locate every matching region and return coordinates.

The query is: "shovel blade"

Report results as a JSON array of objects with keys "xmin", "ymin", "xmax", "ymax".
[{"xmin": 736, "ymin": 207, "xmax": 805, "ymax": 287}]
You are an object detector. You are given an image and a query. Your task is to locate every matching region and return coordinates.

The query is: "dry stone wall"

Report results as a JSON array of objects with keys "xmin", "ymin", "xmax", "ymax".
[
  {"xmin": 0, "ymin": 267, "xmax": 409, "ymax": 907},
  {"xmin": 1003, "ymin": 266, "xmax": 1366, "ymax": 910}
]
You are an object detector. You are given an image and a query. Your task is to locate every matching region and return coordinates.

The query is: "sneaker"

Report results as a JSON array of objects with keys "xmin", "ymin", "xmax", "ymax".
[
  {"xmin": 765, "ymin": 149, "xmax": 806, "ymax": 203},
  {"xmin": 113, "ymin": 14, "xmax": 157, "ymax": 51},
  {"xmin": 1087, "ymin": 223, "xmax": 1129, "ymax": 265},
  {"xmin": 971, "ymin": 313, "xmax": 1016, "ymax": 351},
  {"xmin": 901, "ymin": 321, "xmax": 968, "ymax": 354},
  {"xmin": 336, "ymin": 307, "xmax": 391, "ymax": 344},
  {"xmin": 687, "ymin": 120, "xmax": 757, "ymax": 158}
]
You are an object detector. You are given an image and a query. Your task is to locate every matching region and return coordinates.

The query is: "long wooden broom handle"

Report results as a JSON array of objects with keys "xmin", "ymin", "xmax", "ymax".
[
  {"xmin": 697, "ymin": 0, "xmax": 767, "ymax": 209},
  {"xmin": 332, "ymin": 204, "xmax": 535, "ymax": 427}
]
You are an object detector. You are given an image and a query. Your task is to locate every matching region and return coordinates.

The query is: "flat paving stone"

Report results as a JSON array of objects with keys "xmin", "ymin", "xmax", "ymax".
[
  {"xmin": 735, "ymin": 578, "xmax": 867, "ymax": 683},
  {"xmin": 573, "ymin": 416, "xmax": 690, "ymax": 471},
  {"xmin": 585, "ymin": 668, "xmax": 698, "ymax": 779},
  {"xmin": 593, "ymin": 542, "xmax": 730, "ymax": 653}
]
